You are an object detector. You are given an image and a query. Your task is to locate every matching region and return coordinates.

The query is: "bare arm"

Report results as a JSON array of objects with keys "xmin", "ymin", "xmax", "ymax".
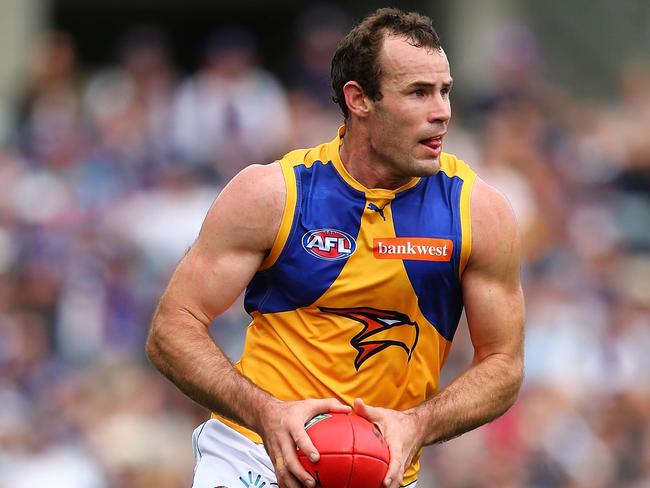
[
  {"xmin": 356, "ymin": 178, "xmax": 525, "ymax": 488},
  {"xmin": 145, "ymin": 163, "xmax": 349, "ymax": 488},
  {"xmin": 146, "ymin": 163, "xmax": 283, "ymax": 429},
  {"xmin": 411, "ymin": 178, "xmax": 525, "ymax": 443}
]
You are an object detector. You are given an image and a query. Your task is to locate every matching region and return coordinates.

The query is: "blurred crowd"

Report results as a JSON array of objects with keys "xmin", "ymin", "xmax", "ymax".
[{"xmin": 0, "ymin": 7, "xmax": 648, "ymax": 488}]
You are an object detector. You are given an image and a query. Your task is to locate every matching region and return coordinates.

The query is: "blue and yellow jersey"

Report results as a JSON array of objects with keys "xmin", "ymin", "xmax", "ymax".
[{"xmin": 215, "ymin": 127, "xmax": 477, "ymax": 484}]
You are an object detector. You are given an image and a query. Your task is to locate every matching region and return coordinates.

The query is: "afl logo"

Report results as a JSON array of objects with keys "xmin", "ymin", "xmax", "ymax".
[{"xmin": 302, "ymin": 229, "xmax": 357, "ymax": 260}]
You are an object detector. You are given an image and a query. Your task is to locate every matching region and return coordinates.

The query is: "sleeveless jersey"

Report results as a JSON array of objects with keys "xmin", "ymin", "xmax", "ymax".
[{"xmin": 214, "ymin": 127, "xmax": 477, "ymax": 484}]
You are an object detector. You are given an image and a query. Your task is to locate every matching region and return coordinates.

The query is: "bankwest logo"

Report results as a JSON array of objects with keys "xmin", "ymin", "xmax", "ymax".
[
  {"xmin": 302, "ymin": 229, "xmax": 357, "ymax": 260},
  {"xmin": 373, "ymin": 237, "xmax": 453, "ymax": 261}
]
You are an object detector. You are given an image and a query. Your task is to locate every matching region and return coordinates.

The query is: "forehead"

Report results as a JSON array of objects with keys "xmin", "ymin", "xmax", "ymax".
[{"xmin": 379, "ymin": 35, "xmax": 451, "ymax": 85}]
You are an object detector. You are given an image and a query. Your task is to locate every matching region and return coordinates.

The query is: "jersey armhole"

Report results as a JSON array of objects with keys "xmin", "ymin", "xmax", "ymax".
[
  {"xmin": 459, "ymin": 168, "xmax": 477, "ymax": 277},
  {"xmin": 259, "ymin": 158, "xmax": 297, "ymax": 270}
]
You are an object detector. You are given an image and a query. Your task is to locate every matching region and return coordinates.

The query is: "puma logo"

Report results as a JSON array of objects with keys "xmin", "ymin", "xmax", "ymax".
[{"xmin": 367, "ymin": 203, "xmax": 387, "ymax": 221}]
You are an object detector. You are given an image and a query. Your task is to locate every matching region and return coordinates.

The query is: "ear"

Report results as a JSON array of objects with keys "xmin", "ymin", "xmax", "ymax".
[{"xmin": 342, "ymin": 81, "xmax": 371, "ymax": 118}]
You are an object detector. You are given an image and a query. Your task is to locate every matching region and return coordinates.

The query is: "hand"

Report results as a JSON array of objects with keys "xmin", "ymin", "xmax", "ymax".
[
  {"xmin": 258, "ymin": 398, "xmax": 352, "ymax": 488},
  {"xmin": 354, "ymin": 398, "xmax": 423, "ymax": 488}
]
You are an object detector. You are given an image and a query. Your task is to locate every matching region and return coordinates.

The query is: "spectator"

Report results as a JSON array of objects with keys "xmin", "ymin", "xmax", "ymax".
[{"xmin": 172, "ymin": 26, "xmax": 291, "ymax": 181}]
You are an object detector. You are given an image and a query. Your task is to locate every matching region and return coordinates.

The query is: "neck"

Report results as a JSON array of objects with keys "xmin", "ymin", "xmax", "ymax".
[{"xmin": 338, "ymin": 125, "xmax": 412, "ymax": 190}]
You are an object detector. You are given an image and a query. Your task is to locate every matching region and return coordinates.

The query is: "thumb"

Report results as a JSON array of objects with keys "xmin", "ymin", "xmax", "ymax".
[
  {"xmin": 354, "ymin": 398, "xmax": 386, "ymax": 438},
  {"xmin": 354, "ymin": 397, "xmax": 377, "ymax": 420},
  {"xmin": 311, "ymin": 398, "xmax": 352, "ymax": 416}
]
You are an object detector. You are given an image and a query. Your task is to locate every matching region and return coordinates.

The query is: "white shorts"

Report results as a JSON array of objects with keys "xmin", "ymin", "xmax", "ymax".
[
  {"xmin": 192, "ymin": 419, "xmax": 278, "ymax": 488},
  {"xmin": 191, "ymin": 418, "xmax": 417, "ymax": 488}
]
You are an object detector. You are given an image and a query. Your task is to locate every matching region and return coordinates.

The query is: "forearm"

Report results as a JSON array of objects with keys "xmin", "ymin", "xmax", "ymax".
[
  {"xmin": 410, "ymin": 352, "xmax": 523, "ymax": 445},
  {"xmin": 146, "ymin": 306, "xmax": 274, "ymax": 432}
]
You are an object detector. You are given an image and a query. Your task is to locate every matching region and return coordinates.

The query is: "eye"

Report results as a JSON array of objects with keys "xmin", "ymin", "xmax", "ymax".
[{"xmin": 413, "ymin": 89, "xmax": 426, "ymax": 98}]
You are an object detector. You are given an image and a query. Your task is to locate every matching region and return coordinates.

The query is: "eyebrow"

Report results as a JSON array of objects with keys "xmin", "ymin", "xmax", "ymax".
[{"xmin": 408, "ymin": 78, "xmax": 454, "ymax": 89}]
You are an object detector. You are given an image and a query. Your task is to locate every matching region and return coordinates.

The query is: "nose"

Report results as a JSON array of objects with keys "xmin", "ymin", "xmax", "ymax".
[{"xmin": 427, "ymin": 94, "xmax": 451, "ymax": 124}]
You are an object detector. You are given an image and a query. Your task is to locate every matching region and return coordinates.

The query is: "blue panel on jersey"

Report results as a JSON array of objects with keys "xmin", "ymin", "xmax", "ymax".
[
  {"xmin": 245, "ymin": 161, "xmax": 366, "ymax": 314},
  {"xmin": 391, "ymin": 174, "xmax": 464, "ymax": 341}
]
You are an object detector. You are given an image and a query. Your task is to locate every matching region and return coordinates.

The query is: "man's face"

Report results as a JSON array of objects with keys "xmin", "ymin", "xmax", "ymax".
[{"xmin": 366, "ymin": 35, "xmax": 452, "ymax": 179}]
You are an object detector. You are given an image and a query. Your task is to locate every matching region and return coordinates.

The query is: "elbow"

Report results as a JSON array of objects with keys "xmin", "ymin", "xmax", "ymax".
[
  {"xmin": 514, "ymin": 354, "xmax": 524, "ymax": 388},
  {"xmin": 506, "ymin": 356, "xmax": 524, "ymax": 408},
  {"xmin": 489, "ymin": 353, "xmax": 524, "ymax": 413},
  {"xmin": 145, "ymin": 315, "xmax": 165, "ymax": 370},
  {"xmin": 145, "ymin": 328, "xmax": 157, "ymax": 364},
  {"xmin": 145, "ymin": 330, "xmax": 158, "ymax": 368},
  {"xmin": 481, "ymin": 352, "xmax": 524, "ymax": 398}
]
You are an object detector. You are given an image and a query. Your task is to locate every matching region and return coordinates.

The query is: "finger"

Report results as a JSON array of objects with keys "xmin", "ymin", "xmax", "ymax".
[
  {"xmin": 382, "ymin": 436, "xmax": 405, "ymax": 488},
  {"xmin": 267, "ymin": 436, "xmax": 306, "ymax": 488},
  {"xmin": 265, "ymin": 445, "xmax": 292, "ymax": 488},
  {"xmin": 291, "ymin": 424, "xmax": 319, "ymax": 463},
  {"xmin": 279, "ymin": 436, "xmax": 315, "ymax": 488},
  {"xmin": 274, "ymin": 455, "xmax": 287, "ymax": 488},
  {"xmin": 274, "ymin": 454, "xmax": 305, "ymax": 488},
  {"xmin": 354, "ymin": 398, "xmax": 388, "ymax": 440},
  {"xmin": 353, "ymin": 397, "xmax": 369, "ymax": 417},
  {"xmin": 309, "ymin": 397, "xmax": 352, "ymax": 415},
  {"xmin": 383, "ymin": 458, "xmax": 403, "ymax": 488},
  {"xmin": 354, "ymin": 397, "xmax": 381, "ymax": 422}
]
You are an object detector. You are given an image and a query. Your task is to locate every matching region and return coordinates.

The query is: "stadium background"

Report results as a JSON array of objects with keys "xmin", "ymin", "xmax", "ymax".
[{"xmin": 0, "ymin": 0, "xmax": 649, "ymax": 486}]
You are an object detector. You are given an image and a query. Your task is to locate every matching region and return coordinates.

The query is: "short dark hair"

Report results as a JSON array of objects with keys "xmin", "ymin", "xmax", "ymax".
[{"xmin": 331, "ymin": 8, "xmax": 442, "ymax": 119}]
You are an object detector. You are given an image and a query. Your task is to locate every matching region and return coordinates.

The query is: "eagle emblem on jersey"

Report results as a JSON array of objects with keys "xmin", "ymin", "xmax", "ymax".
[{"xmin": 318, "ymin": 306, "xmax": 420, "ymax": 370}]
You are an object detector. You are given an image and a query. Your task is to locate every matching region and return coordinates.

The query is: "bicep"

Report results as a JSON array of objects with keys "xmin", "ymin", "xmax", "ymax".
[
  {"xmin": 163, "ymin": 239, "xmax": 263, "ymax": 326},
  {"xmin": 462, "ymin": 179, "xmax": 525, "ymax": 362},
  {"xmin": 462, "ymin": 267, "xmax": 524, "ymax": 363},
  {"xmin": 158, "ymin": 163, "xmax": 285, "ymax": 327}
]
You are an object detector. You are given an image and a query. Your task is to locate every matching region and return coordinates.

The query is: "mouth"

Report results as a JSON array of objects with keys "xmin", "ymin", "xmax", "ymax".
[{"xmin": 419, "ymin": 133, "xmax": 446, "ymax": 155}]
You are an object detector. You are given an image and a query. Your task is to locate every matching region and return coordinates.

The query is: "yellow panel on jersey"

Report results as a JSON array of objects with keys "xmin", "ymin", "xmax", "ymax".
[
  {"xmin": 259, "ymin": 156, "xmax": 299, "ymax": 270},
  {"xmin": 214, "ymin": 128, "xmax": 477, "ymax": 485}
]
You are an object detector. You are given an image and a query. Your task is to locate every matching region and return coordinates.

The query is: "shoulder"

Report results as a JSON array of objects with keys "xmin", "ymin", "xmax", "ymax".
[
  {"xmin": 219, "ymin": 161, "xmax": 285, "ymax": 207},
  {"xmin": 439, "ymin": 152, "xmax": 475, "ymax": 180},
  {"xmin": 470, "ymin": 178, "xmax": 517, "ymax": 225},
  {"xmin": 467, "ymin": 178, "xmax": 520, "ymax": 276},
  {"xmin": 200, "ymin": 162, "xmax": 286, "ymax": 253}
]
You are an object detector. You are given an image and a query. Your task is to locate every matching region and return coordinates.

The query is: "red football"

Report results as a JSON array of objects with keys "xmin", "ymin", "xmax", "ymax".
[{"xmin": 297, "ymin": 413, "xmax": 390, "ymax": 488}]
